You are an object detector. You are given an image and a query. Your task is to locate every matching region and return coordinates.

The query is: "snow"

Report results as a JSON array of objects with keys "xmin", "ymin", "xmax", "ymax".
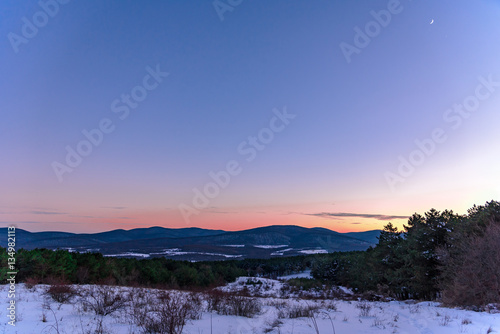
[
  {"xmin": 2, "ymin": 282, "xmax": 500, "ymax": 333},
  {"xmin": 338, "ymin": 286, "xmax": 354, "ymax": 295},
  {"xmin": 196, "ymin": 253, "xmax": 242, "ymax": 258},
  {"xmin": 150, "ymin": 249, "xmax": 243, "ymax": 258},
  {"xmin": 220, "ymin": 277, "xmax": 284, "ymax": 297},
  {"xmin": 299, "ymin": 249, "xmax": 328, "ymax": 254},
  {"xmin": 150, "ymin": 248, "xmax": 189, "ymax": 255},
  {"xmin": 59, "ymin": 247, "xmax": 76, "ymax": 253},
  {"xmin": 278, "ymin": 270, "xmax": 313, "ymax": 279},
  {"xmin": 253, "ymin": 245, "xmax": 288, "ymax": 249},
  {"xmin": 104, "ymin": 252, "xmax": 151, "ymax": 258},
  {"xmin": 271, "ymin": 248, "xmax": 293, "ymax": 256}
]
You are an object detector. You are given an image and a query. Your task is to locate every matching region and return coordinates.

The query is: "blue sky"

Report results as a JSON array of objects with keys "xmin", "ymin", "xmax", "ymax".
[{"xmin": 1, "ymin": 0, "xmax": 500, "ymax": 232}]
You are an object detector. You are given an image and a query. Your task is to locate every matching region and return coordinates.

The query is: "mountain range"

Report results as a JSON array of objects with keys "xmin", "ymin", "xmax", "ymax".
[{"xmin": 0, "ymin": 225, "xmax": 380, "ymax": 261}]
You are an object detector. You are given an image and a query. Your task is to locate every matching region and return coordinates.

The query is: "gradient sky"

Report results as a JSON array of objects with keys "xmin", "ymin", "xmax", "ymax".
[{"xmin": 1, "ymin": 0, "xmax": 500, "ymax": 233}]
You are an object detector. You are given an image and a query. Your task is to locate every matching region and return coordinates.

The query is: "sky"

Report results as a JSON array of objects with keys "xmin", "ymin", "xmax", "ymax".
[{"xmin": 1, "ymin": 0, "xmax": 500, "ymax": 233}]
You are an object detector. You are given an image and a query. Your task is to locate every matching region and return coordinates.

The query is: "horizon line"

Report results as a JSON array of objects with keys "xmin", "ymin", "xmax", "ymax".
[{"xmin": 0, "ymin": 223, "xmax": 383, "ymax": 235}]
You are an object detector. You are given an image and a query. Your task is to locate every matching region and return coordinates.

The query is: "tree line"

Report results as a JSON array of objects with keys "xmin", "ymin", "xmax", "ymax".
[
  {"xmin": 311, "ymin": 200, "xmax": 500, "ymax": 307},
  {"xmin": 0, "ymin": 246, "xmax": 317, "ymax": 289}
]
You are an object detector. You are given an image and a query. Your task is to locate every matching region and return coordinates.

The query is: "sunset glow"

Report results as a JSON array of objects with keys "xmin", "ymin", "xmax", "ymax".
[{"xmin": 2, "ymin": 0, "xmax": 500, "ymax": 233}]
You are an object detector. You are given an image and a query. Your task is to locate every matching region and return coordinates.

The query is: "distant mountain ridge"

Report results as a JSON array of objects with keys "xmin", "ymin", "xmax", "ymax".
[{"xmin": 0, "ymin": 225, "xmax": 380, "ymax": 261}]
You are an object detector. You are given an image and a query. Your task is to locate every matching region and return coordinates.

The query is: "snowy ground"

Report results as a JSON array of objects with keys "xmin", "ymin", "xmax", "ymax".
[
  {"xmin": 278, "ymin": 270, "xmax": 313, "ymax": 280},
  {"xmin": 1, "ymin": 280, "xmax": 499, "ymax": 334}
]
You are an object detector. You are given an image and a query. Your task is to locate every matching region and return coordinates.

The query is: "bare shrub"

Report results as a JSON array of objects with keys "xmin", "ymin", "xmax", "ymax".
[
  {"xmin": 266, "ymin": 299, "xmax": 288, "ymax": 308},
  {"xmin": 79, "ymin": 285, "xmax": 127, "ymax": 316},
  {"xmin": 360, "ymin": 290, "xmax": 380, "ymax": 301},
  {"xmin": 321, "ymin": 299, "xmax": 338, "ymax": 311},
  {"xmin": 185, "ymin": 292, "xmax": 203, "ymax": 320},
  {"xmin": 128, "ymin": 288, "xmax": 155, "ymax": 327},
  {"xmin": 408, "ymin": 304, "xmax": 420, "ymax": 314},
  {"xmin": 268, "ymin": 300, "xmax": 289, "ymax": 319},
  {"xmin": 356, "ymin": 301, "xmax": 372, "ymax": 317},
  {"xmin": 372, "ymin": 317, "xmax": 385, "ymax": 329},
  {"xmin": 439, "ymin": 314, "xmax": 451, "ymax": 326},
  {"xmin": 25, "ymin": 277, "xmax": 39, "ymax": 290},
  {"xmin": 264, "ymin": 318, "xmax": 283, "ymax": 333},
  {"xmin": 87, "ymin": 316, "xmax": 108, "ymax": 334},
  {"xmin": 285, "ymin": 304, "xmax": 319, "ymax": 319},
  {"xmin": 205, "ymin": 289, "xmax": 226, "ymax": 313},
  {"xmin": 133, "ymin": 290, "xmax": 200, "ymax": 334},
  {"xmin": 205, "ymin": 290, "xmax": 260, "ymax": 318},
  {"xmin": 221, "ymin": 294, "xmax": 261, "ymax": 317},
  {"xmin": 46, "ymin": 284, "xmax": 77, "ymax": 304}
]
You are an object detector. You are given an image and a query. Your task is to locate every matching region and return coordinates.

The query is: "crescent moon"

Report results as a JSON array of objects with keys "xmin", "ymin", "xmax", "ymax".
[{"xmin": 430, "ymin": 19, "xmax": 434, "ymax": 24}]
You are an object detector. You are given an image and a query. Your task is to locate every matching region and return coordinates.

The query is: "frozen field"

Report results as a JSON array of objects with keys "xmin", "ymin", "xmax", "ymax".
[{"xmin": 1, "ymin": 279, "xmax": 499, "ymax": 334}]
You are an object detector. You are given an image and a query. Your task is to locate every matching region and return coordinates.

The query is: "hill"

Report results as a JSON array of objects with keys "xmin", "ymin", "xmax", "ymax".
[{"xmin": 0, "ymin": 225, "xmax": 380, "ymax": 260}]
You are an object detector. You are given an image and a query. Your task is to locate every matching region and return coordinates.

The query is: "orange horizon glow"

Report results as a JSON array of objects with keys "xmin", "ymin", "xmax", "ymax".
[
  {"xmin": 2, "ymin": 194, "xmax": 495, "ymax": 234},
  {"xmin": 0, "ymin": 206, "xmax": 414, "ymax": 234}
]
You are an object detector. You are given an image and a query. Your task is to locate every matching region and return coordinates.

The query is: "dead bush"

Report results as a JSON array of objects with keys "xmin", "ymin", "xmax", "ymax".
[
  {"xmin": 281, "ymin": 303, "xmax": 319, "ymax": 319},
  {"xmin": 356, "ymin": 301, "xmax": 372, "ymax": 317},
  {"xmin": 133, "ymin": 290, "xmax": 199, "ymax": 334},
  {"xmin": 79, "ymin": 285, "xmax": 127, "ymax": 316},
  {"xmin": 46, "ymin": 284, "xmax": 77, "ymax": 303},
  {"xmin": 205, "ymin": 289, "xmax": 227, "ymax": 313},
  {"xmin": 185, "ymin": 292, "xmax": 203, "ymax": 320},
  {"xmin": 226, "ymin": 294, "xmax": 261, "ymax": 317},
  {"xmin": 25, "ymin": 277, "xmax": 39, "ymax": 290},
  {"xmin": 205, "ymin": 290, "xmax": 260, "ymax": 318},
  {"xmin": 320, "ymin": 299, "xmax": 338, "ymax": 311}
]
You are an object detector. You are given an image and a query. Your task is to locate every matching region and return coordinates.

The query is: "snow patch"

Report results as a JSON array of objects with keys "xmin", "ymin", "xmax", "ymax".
[
  {"xmin": 271, "ymin": 248, "xmax": 293, "ymax": 256},
  {"xmin": 278, "ymin": 270, "xmax": 312, "ymax": 280},
  {"xmin": 253, "ymin": 244, "xmax": 288, "ymax": 249},
  {"xmin": 150, "ymin": 249, "xmax": 242, "ymax": 258},
  {"xmin": 104, "ymin": 252, "xmax": 150, "ymax": 258},
  {"xmin": 299, "ymin": 249, "xmax": 328, "ymax": 254}
]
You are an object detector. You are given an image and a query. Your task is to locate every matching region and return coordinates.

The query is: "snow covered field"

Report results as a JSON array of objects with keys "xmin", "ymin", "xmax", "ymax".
[{"xmin": 1, "ymin": 279, "xmax": 499, "ymax": 334}]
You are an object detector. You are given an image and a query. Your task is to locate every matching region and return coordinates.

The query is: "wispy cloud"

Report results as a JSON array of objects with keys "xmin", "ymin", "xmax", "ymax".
[
  {"xmin": 0, "ymin": 221, "xmax": 81, "ymax": 225},
  {"xmin": 278, "ymin": 211, "xmax": 301, "ymax": 216},
  {"xmin": 306, "ymin": 212, "xmax": 408, "ymax": 221},
  {"xmin": 68, "ymin": 215, "xmax": 103, "ymax": 219},
  {"xmin": 205, "ymin": 207, "xmax": 235, "ymax": 214},
  {"xmin": 101, "ymin": 206, "xmax": 127, "ymax": 210},
  {"xmin": 29, "ymin": 210, "xmax": 67, "ymax": 215}
]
